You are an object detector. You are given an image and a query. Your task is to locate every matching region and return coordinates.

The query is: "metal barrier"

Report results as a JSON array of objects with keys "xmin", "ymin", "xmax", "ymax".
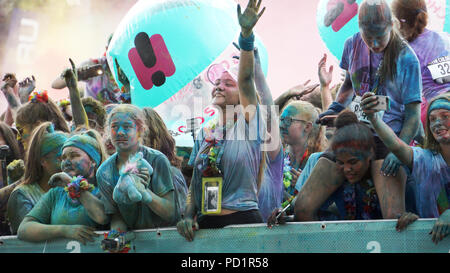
[{"xmin": 0, "ymin": 219, "xmax": 448, "ymax": 253}]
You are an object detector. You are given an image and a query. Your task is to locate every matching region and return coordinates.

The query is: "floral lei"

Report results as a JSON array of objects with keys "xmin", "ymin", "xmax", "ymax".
[
  {"xmin": 64, "ymin": 176, "xmax": 95, "ymax": 204},
  {"xmin": 343, "ymin": 179, "xmax": 379, "ymax": 220},
  {"xmin": 199, "ymin": 116, "xmax": 236, "ymax": 177},
  {"xmin": 283, "ymin": 149, "xmax": 308, "ymax": 197}
]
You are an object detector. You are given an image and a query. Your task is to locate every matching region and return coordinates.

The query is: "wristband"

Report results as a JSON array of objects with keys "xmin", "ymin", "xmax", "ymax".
[
  {"xmin": 238, "ymin": 32, "xmax": 255, "ymax": 51},
  {"xmin": 328, "ymin": 101, "xmax": 346, "ymax": 113}
]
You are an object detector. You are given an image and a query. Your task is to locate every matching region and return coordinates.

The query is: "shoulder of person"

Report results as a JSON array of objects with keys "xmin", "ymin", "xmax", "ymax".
[
  {"xmin": 96, "ymin": 153, "xmax": 117, "ymax": 175},
  {"xmin": 398, "ymin": 43, "xmax": 420, "ymax": 66},
  {"xmin": 140, "ymin": 145, "xmax": 171, "ymax": 165}
]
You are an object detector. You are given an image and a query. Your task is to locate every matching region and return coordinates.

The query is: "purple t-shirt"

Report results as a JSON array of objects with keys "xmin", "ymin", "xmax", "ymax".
[
  {"xmin": 340, "ymin": 33, "xmax": 422, "ymax": 134},
  {"xmin": 258, "ymin": 147, "xmax": 283, "ymax": 222},
  {"xmin": 411, "ymin": 147, "xmax": 450, "ymax": 218},
  {"xmin": 409, "ymin": 29, "xmax": 450, "ymax": 102}
]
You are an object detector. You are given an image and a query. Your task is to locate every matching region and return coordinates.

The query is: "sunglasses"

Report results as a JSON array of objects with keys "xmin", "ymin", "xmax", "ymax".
[{"xmin": 279, "ymin": 117, "xmax": 308, "ymax": 127}]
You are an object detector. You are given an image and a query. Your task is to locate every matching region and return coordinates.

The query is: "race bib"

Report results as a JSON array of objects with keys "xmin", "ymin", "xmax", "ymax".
[
  {"xmin": 427, "ymin": 56, "xmax": 450, "ymax": 80},
  {"xmin": 349, "ymin": 96, "xmax": 384, "ymax": 125},
  {"xmin": 201, "ymin": 177, "xmax": 222, "ymax": 215}
]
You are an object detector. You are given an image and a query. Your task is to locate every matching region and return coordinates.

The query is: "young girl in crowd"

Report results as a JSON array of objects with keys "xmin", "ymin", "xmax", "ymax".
[
  {"xmin": 294, "ymin": 111, "xmax": 383, "ymax": 221},
  {"xmin": 176, "ymin": 0, "xmax": 274, "ymax": 241},
  {"xmin": 318, "ymin": 0, "xmax": 422, "ymax": 219},
  {"xmin": 392, "ymin": 0, "xmax": 450, "ymax": 128},
  {"xmin": 17, "ymin": 130, "xmax": 108, "ymax": 243},
  {"xmin": 96, "ymin": 104, "xmax": 177, "ymax": 231},
  {"xmin": 7, "ymin": 122, "xmax": 68, "ymax": 234},
  {"xmin": 280, "ymin": 101, "xmax": 327, "ymax": 197},
  {"xmin": 15, "ymin": 90, "xmax": 70, "ymax": 152},
  {"xmin": 142, "ymin": 107, "xmax": 188, "ymax": 218},
  {"xmin": 362, "ymin": 92, "xmax": 449, "ymax": 244}
]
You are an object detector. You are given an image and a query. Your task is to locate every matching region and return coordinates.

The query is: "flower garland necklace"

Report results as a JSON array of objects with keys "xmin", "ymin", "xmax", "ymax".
[
  {"xmin": 343, "ymin": 179, "xmax": 379, "ymax": 220},
  {"xmin": 283, "ymin": 148, "xmax": 308, "ymax": 196},
  {"xmin": 199, "ymin": 116, "xmax": 237, "ymax": 177}
]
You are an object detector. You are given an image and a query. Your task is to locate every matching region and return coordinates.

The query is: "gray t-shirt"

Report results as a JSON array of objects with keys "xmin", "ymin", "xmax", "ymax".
[
  {"xmin": 189, "ymin": 105, "xmax": 267, "ymax": 215},
  {"xmin": 97, "ymin": 146, "xmax": 175, "ymax": 229}
]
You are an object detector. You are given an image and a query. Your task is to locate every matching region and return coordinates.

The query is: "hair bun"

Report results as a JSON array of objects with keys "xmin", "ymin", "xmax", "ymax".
[{"xmin": 334, "ymin": 109, "xmax": 359, "ymax": 129}]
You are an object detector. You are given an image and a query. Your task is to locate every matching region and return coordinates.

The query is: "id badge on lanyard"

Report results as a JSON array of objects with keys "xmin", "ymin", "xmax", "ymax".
[
  {"xmin": 201, "ymin": 177, "xmax": 223, "ymax": 215},
  {"xmin": 201, "ymin": 139, "xmax": 225, "ymax": 215}
]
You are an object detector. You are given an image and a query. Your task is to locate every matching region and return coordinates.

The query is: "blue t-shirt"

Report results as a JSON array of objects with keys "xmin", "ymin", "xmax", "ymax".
[
  {"xmin": 295, "ymin": 152, "xmax": 323, "ymax": 193},
  {"xmin": 26, "ymin": 187, "xmax": 100, "ymax": 227},
  {"xmin": 410, "ymin": 147, "xmax": 450, "ymax": 218},
  {"xmin": 340, "ymin": 32, "xmax": 422, "ymax": 134},
  {"xmin": 7, "ymin": 183, "xmax": 46, "ymax": 234},
  {"xmin": 189, "ymin": 105, "xmax": 267, "ymax": 215},
  {"xmin": 97, "ymin": 145, "xmax": 176, "ymax": 229}
]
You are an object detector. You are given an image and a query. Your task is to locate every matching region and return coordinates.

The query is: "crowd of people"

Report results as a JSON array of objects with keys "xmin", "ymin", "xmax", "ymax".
[{"xmin": 0, "ymin": 0, "xmax": 448, "ymax": 249}]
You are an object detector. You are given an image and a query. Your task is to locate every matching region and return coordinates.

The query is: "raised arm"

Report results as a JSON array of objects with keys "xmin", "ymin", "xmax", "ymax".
[
  {"xmin": 254, "ymin": 47, "xmax": 273, "ymax": 106},
  {"xmin": 318, "ymin": 54, "xmax": 334, "ymax": 111},
  {"xmin": 62, "ymin": 58, "xmax": 89, "ymax": 129},
  {"xmin": 237, "ymin": 0, "xmax": 266, "ymax": 123},
  {"xmin": 361, "ymin": 92, "xmax": 414, "ymax": 169},
  {"xmin": 1, "ymin": 74, "xmax": 21, "ymax": 125}
]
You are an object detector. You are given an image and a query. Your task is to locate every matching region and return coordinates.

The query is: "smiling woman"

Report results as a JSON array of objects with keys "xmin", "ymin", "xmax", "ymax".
[{"xmin": 362, "ymin": 91, "xmax": 450, "ymax": 244}]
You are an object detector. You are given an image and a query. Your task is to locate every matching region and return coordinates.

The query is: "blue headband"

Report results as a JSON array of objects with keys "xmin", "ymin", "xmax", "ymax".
[
  {"xmin": 62, "ymin": 134, "xmax": 101, "ymax": 166},
  {"xmin": 40, "ymin": 132, "xmax": 68, "ymax": 157},
  {"xmin": 428, "ymin": 98, "xmax": 450, "ymax": 115}
]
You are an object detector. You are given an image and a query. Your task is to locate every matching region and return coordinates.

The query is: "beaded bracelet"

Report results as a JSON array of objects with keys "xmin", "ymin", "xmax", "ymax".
[{"xmin": 64, "ymin": 175, "xmax": 95, "ymax": 203}]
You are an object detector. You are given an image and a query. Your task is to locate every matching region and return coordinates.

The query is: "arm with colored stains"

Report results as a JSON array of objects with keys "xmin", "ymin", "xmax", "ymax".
[
  {"xmin": 62, "ymin": 59, "xmax": 89, "ymax": 129},
  {"xmin": 176, "ymin": 184, "xmax": 199, "ymax": 241},
  {"xmin": 294, "ymin": 157, "xmax": 344, "ymax": 221},
  {"xmin": 17, "ymin": 216, "xmax": 98, "ymax": 244},
  {"xmin": 237, "ymin": 0, "xmax": 266, "ymax": 123},
  {"xmin": 139, "ymin": 156, "xmax": 176, "ymax": 224},
  {"xmin": 361, "ymin": 92, "xmax": 413, "ymax": 169},
  {"xmin": 273, "ymin": 81, "xmax": 320, "ymax": 114},
  {"xmin": 254, "ymin": 47, "xmax": 273, "ymax": 106},
  {"xmin": 79, "ymin": 191, "xmax": 110, "ymax": 225},
  {"xmin": 1, "ymin": 74, "xmax": 21, "ymax": 124}
]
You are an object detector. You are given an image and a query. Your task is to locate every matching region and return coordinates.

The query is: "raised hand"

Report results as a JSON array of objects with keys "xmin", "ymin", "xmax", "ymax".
[
  {"xmin": 61, "ymin": 58, "xmax": 78, "ymax": 91},
  {"xmin": 361, "ymin": 92, "xmax": 380, "ymax": 120},
  {"xmin": 318, "ymin": 54, "xmax": 333, "ymax": 87},
  {"xmin": 18, "ymin": 76, "xmax": 36, "ymax": 103},
  {"xmin": 237, "ymin": 0, "xmax": 266, "ymax": 37},
  {"xmin": 2, "ymin": 73, "xmax": 18, "ymax": 92}
]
